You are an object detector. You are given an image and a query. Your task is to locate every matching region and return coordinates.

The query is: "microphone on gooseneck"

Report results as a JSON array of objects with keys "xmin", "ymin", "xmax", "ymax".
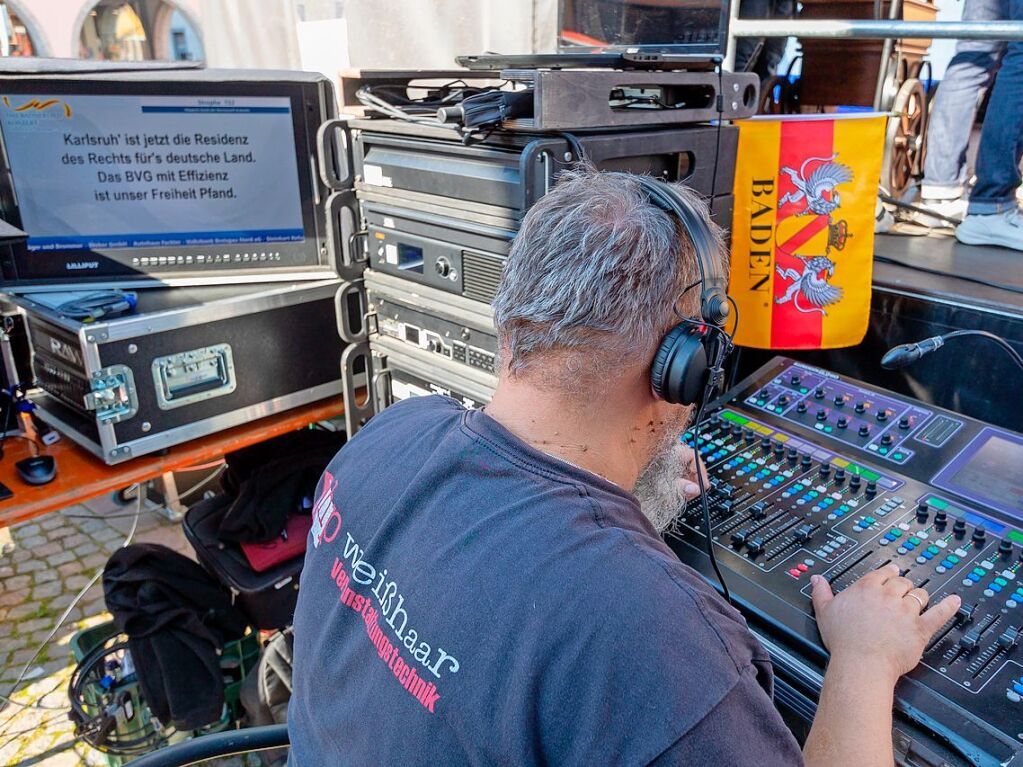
[
  {"xmin": 881, "ymin": 330, "xmax": 1023, "ymax": 374},
  {"xmin": 880, "ymin": 337, "xmax": 945, "ymax": 369}
]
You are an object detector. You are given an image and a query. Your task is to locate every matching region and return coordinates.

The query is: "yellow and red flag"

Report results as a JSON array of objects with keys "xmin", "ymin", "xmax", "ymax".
[{"xmin": 729, "ymin": 114, "xmax": 885, "ymax": 349}]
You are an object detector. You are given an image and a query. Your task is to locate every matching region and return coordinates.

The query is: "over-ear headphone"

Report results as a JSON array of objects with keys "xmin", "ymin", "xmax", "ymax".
[{"xmin": 640, "ymin": 176, "xmax": 733, "ymax": 408}]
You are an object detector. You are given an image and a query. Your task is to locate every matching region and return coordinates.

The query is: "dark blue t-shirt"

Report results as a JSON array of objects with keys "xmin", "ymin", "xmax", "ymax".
[{"xmin": 289, "ymin": 395, "xmax": 804, "ymax": 765}]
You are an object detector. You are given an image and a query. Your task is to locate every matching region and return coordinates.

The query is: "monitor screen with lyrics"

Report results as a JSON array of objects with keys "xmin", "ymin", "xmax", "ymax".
[{"xmin": 0, "ymin": 73, "xmax": 336, "ymax": 289}]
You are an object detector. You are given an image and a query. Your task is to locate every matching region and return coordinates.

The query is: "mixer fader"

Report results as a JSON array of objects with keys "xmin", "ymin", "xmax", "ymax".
[{"xmin": 666, "ymin": 357, "xmax": 1023, "ymax": 767}]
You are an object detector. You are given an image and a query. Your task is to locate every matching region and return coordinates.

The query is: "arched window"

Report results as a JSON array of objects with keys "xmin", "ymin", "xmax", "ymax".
[
  {"xmin": 79, "ymin": 0, "xmax": 203, "ymax": 62},
  {"xmin": 1, "ymin": 5, "xmax": 39, "ymax": 57}
]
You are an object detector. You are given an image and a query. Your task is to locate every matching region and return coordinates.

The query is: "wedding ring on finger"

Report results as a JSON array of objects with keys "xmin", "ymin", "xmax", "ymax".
[{"xmin": 905, "ymin": 592, "xmax": 926, "ymax": 614}]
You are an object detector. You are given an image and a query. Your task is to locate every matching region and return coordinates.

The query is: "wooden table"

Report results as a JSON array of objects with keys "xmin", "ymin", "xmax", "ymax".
[{"xmin": 0, "ymin": 398, "xmax": 345, "ymax": 529}]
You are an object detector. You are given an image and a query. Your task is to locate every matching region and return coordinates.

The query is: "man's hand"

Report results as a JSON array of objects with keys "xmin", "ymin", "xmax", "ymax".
[
  {"xmin": 811, "ymin": 564, "xmax": 961, "ymax": 684},
  {"xmin": 679, "ymin": 447, "xmax": 708, "ymax": 500}
]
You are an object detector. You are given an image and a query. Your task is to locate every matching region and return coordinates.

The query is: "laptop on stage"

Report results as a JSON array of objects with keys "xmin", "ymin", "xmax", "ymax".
[{"xmin": 456, "ymin": 0, "xmax": 730, "ymax": 71}]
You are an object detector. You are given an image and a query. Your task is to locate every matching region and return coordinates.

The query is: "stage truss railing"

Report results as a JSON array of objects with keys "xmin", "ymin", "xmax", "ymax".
[{"xmin": 726, "ymin": 18, "xmax": 1023, "ymax": 101}]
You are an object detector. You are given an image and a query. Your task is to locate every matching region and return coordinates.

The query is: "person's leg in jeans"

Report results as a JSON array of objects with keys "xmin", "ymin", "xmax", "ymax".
[
  {"xmin": 918, "ymin": 0, "xmax": 1006, "ymax": 223},
  {"xmin": 734, "ymin": 0, "xmax": 774, "ymax": 73},
  {"xmin": 753, "ymin": 0, "xmax": 795, "ymax": 79},
  {"xmin": 956, "ymin": 0, "xmax": 1023, "ymax": 248}
]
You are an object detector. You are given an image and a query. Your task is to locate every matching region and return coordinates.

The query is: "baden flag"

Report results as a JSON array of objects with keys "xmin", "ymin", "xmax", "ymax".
[{"xmin": 729, "ymin": 114, "xmax": 886, "ymax": 349}]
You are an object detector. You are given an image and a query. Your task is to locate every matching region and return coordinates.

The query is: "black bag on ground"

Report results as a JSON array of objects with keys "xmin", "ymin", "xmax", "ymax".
[
  {"xmin": 183, "ymin": 495, "xmax": 304, "ymax": 630},
  {"xmin": 103, "ymin": 543, "xmax": 249, "ymax": 730}
]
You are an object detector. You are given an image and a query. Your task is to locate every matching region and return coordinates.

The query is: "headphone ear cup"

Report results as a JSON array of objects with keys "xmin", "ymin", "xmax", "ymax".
[{"xmin": 650, "ymin": 325, "xmax": 710, "ymax": 406}]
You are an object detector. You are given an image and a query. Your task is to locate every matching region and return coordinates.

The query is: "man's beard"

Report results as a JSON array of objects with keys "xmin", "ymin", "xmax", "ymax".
[{"xmin": 633, "ymin": 410, "xmax": 697, "ymax": 533}]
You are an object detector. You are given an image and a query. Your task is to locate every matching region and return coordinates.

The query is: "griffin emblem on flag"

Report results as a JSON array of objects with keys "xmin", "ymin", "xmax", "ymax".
[{"xmin": 729, "ymin": 115, "xmax": 886, "ymax": 349}]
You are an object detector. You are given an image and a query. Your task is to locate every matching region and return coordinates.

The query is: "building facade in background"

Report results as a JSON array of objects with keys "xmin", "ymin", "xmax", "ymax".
[{"xmin": 0, "ymin": 0, "xmax": 203, "ymax": 60}]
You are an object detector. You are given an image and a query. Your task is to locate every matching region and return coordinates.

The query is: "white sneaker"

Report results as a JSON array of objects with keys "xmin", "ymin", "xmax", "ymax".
[
  {"xmin": 911, "ymin": 196, "xmax": 968, "ymax": 227},
  {"xmin": 955, "ymin": 208, "xmax": 1023, "ymax": 250}
]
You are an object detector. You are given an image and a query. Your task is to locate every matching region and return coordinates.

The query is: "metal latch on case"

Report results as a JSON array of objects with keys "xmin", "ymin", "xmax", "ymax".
[{"xmin": 83, "ymin": 365, "xmax": 139, "ymax": 424}]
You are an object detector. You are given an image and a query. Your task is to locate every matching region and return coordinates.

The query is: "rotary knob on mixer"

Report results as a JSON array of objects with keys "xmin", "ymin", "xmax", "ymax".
[
  {"xmin": 934, "ymin": 508, "xmax": 948, "ymax": 528},
  {"xmin": 849, "ymin": 475, "xmax": 862, "ymax": 491},
  {"xmin": 797, "ymin": 401, "xmax": 808, "ymax": 414},
  {"xmin": 854, "ymin": 401, "xmax": 866, "ymax": 414},
  {"xmin": 800, "ymin": 453, "xmax": 813, "ymax": 469},
  {"xmin": 972, "ymin": 527, "xmax": 987, "ymax": 547},
  {"xmin": 834, "ymin": 468, "xmax": 846, "ymax": 483},
  {"xmin": 998, "ymin": 538, "xmax": 1014, "ymax": 558},
  {"xmin": 819, "ymin": 463, "xmax": 832, "ymax": 479},
  {"xmin": 916, "ymin": 501, "xmax": 929, "ymax": 522},
  {"xmin": 814, "ymin": 387, "xmax": 825, "ymax": 399},
  {"xmin": 816, "ymin": 408, "xmax": 828, "ymax": 422},
  {"xmin": 837, "ymin": 416, "xmax": 849, "ymax": 429},
  {"xmin": 864, "ymin": 480, "xmax": 877, "ymax": 498},
  {"xmin": 953, "ymin": 518, "xmax": 967, "ymax": 538},
  {"xmin": 858, "ymin": 425, "xmax": 871, "ymax": 437}
]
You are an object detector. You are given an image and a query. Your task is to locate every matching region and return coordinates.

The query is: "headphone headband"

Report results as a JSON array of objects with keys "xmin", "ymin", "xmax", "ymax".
[
  {"xmin": 636, "ymin": 177, "xmax": 730, "ymax": 328},
  {"xmin": 638, "ymin": 175, "xmax": 733, "ymax": 407}
]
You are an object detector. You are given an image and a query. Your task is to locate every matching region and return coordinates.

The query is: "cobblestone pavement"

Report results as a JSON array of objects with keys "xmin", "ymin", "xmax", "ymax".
[{"xmin": 0, "ymin": 492, "xmax": 259, "ymax": 767}]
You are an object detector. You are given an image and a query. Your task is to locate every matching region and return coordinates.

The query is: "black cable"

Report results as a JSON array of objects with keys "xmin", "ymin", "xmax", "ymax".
[
  {"xmin": 557, "ymin": 131, "xmax": 587, "ymax": 166},
  {"xmin": 118, "ymin": 724, "xmax": 290, "ymax": 767},
  {"xmin": 55, "ymin": 291, "xmax": 137, "ymax": 322},
  {"xmin": 725, "ymin": 294, "xmax": 741, "ymax": 342},
  {"xmin": 355, "ymin": 81, "xmax": 494, "ymax": 126},
  {"xmin": 942, "ymin": 329, "xmax": 1023, "ymax": 372},
  {"xmin": 0, "ymin": 386, "xmax": 15, "ymax": 457},
  {"xmin": 690, "ymin": 396, "xmax": 732, "ymax": 604},
  {"xmin": 710, "ymin": 66, "xmax": 724, "ymax": 204},
  {"xmin": 874, "ymin": 254, "xmax": 1023, "ymax": 296},
  {"xmin": 68, "ymin": 638, "xmax": 166, "ymax": 755},
  {"xmin": 878, "ymin": 192, "xmax": 961, "ymax": 226}
]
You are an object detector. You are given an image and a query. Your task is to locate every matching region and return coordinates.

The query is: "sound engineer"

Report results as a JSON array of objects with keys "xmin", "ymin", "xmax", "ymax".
[{"xmin": 289, "ymin": 168, "xmax": 962, "ymax": 766}]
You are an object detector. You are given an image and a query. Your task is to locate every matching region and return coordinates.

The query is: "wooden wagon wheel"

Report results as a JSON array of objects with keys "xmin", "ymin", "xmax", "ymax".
[
  {"xmin": 758, "ymin": 76, "xmax": 790, "ymax": 115},
  {"xmin": 881, "ymin": 77, "xmax": 927, "ymax": 197}
]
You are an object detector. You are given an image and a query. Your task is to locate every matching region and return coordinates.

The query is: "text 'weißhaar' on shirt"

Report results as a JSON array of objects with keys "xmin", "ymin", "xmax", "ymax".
[{"xmin": 289, "ymin": 395, "xmax": 804, "ymax": 766}]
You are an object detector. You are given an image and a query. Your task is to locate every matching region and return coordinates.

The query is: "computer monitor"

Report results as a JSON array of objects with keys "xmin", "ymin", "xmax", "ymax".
[
  {"xmin": 559, "ymin": 0, "xmax": 730, "ymax": 58},
  {"xmin": 0, "ymin": 70, "xmax": 337, "ymax": 290}
]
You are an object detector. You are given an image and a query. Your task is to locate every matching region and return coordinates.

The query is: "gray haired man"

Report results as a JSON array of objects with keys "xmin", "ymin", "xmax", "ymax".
[{"xmin": 289, "ymin": 168, "xmax": 960, "ymax": 766}]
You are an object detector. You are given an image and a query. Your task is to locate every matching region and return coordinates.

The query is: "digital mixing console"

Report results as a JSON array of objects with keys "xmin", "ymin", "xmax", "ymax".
[{"xmin": 666, "ymin": 357, "xmax": 1023, "ymax": 767}]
